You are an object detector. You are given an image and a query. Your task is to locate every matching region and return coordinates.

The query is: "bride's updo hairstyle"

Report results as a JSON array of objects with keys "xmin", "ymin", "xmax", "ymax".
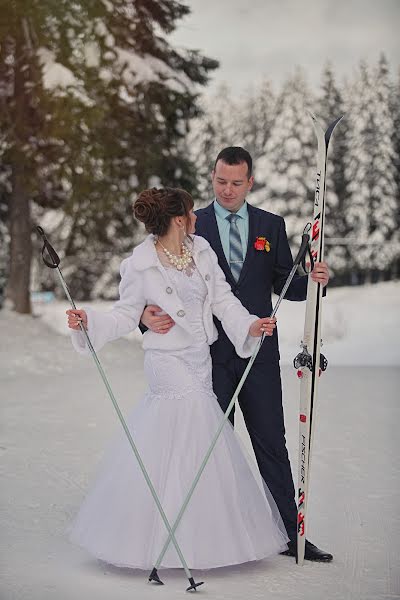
[{"xmin": 133, "ymin": 187, "xmax": 194, "ymax": 237}]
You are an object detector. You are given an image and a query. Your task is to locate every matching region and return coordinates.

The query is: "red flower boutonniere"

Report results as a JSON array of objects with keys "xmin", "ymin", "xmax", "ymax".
[{"xmin": 254, "ymin": 236, "xmax": 271, "ymax": 252}]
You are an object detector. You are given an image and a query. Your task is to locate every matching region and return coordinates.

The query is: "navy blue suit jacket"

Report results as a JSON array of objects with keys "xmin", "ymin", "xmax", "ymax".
[{"xmin": 195, "ymin": 202, "xmax": 308, "ymax": 364}]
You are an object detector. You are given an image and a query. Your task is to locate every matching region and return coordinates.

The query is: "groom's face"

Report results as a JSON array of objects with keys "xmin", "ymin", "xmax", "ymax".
[{"xmin": 212, "ymin": 160, "xmax": 254, "ymax": 213}]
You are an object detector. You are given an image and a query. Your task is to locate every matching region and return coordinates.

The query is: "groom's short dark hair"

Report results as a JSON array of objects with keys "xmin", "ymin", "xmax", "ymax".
[{"xmin": 214, "ymin": 147, "xmax": 253, "ymax": 178}]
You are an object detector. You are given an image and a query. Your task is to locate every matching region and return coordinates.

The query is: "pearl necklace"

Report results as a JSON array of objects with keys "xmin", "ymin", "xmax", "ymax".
[{"xmin": 157, "ymin": 239, "xmax": 193, "ymax": 271}]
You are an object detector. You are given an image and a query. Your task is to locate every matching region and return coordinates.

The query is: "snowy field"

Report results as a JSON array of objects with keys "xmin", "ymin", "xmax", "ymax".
[{"xmin": 1, "ymin": 281, "xmax": 399, "ymax": 599}]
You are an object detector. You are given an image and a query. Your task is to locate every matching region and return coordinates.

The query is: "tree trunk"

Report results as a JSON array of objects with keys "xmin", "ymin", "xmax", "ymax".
[
  {"xmin": 6, "ymin": 23, "xmax": 34, "ymax": 314},
  {"xmin": 7, "ymin": 164, "xmax": 32, "ymax": 314}
]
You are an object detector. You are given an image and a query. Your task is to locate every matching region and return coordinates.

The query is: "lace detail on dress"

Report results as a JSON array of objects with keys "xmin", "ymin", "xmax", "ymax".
[{"xmin": 144, "ymin": 343, "xmax": 213, "ymax": 398}]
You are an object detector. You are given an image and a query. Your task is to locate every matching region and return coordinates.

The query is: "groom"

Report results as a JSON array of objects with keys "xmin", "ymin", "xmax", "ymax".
[{"xmin": 142, "ymin": 146, "xmax": 332, "ymax": 561}]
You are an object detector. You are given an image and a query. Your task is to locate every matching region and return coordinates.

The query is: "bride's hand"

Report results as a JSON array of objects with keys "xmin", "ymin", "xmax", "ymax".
[
  {"xmin": 66, "ymin": 309, "xmax": 87, "ymax": 330},
  {"xmin": 249, "ymin": 317, "xmax": 276, "ymax": 337}
]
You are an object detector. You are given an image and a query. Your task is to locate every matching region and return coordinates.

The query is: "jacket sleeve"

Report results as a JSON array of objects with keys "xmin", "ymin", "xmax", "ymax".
[
  {"xmin": 207, "ymin": 248, "xmax": 259, "ymax": 358},
  {"xmin": 71, "ymin": 257, "xmax": 146, "ymax": 355},
  {"xmin": 272, "ymin": 217, "xmax": 308, "ymax": 301}
]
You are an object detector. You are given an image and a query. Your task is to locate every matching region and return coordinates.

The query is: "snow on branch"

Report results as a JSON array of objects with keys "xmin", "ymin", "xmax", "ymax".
[{"xmin": 37, "ymin": 47, "xmax": 93, "ymax": 106}]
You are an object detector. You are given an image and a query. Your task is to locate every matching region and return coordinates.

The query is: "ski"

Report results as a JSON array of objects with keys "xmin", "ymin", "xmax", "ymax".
[{"xmin": 294, "ymin": 113, "xmax": 343, "ymax": 565}]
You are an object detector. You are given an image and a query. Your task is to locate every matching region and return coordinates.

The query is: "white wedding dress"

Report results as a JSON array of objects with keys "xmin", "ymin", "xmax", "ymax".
[{"xmin": 69, "ymin": 259, "xmax": 288, "ymax": 569}]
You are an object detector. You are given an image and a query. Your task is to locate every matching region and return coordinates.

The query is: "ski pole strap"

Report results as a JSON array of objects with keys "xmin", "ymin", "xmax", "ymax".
[
  {"xmin": 36, "ymin": 226, "xmax": 60, "ymax": 269},
  {"xmin": 293, "ymin": 224, "xmax": 311, "ymax": 267},
  {"xmin": 297, "ymin": 223, "xmax": 315, "ymax": 274}
]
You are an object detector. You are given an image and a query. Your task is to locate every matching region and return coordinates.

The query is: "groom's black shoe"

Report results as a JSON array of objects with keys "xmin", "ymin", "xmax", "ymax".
[{"xmin": 281, "ymin": 540, "xmax": 333, "ymax": 562}]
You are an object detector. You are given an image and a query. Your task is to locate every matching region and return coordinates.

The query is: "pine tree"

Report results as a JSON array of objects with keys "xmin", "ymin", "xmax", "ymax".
[
  {"xmin": 236, "ymin": 79, "xmax": 275, "ymax": 161},
  {"xmin": 187, "ymin": 84, "xmax": 240, "ymax": 205},
  {"xmin": 0, "ymin": 0, "xmax": 218, "ymax": 309},
  {"xmin": 187, "ymin": 79, "xmax": 275, "ymax": 206},
  {"xmin": 390, "ymin": 66, "xmax": 400, "ymax": 279},
  {"xmin": 373, "ymin": 54, "xmax": 400, "ymax": 278},
  {"xmin": 344, "ymin": 57, "xmax": 398, "ymax": 282},
  {"xmin": 0, "ymin": 201, "xmax": 8, "ymax": 308},
  {"xmin": 0, "ymin": 2, "xmax": 62, "ymax": 313},
  {"xmin": 238, "ymin": 79, "xmax": 275, "ymax": 201},
  {"xmin": 0, "ymin": 130, "xmax": 10, "ymax": 307},
  {"xmin": 252, "ymin": 69, "xmax": 316, "ymax": 247}
]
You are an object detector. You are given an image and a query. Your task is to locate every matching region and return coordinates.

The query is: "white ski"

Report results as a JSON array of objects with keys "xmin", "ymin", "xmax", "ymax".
[{"xmin": 295, "ymin": 113, "xmax": 343, "ymax": 565}]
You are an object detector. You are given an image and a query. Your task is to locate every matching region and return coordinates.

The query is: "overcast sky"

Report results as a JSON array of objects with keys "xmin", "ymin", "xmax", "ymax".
[{"xmin": 170, "ymin": 0, "xmax": 400, "ymax": 95}]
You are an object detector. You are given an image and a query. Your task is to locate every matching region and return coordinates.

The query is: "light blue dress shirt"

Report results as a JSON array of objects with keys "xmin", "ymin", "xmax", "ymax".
[{"xmin": 213, "ymin": 199, "xmax": 249, "ymax": 263}]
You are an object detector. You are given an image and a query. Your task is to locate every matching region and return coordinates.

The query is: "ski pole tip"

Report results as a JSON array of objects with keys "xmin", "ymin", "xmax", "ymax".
[
  {"xmin": 186, "ymin": 578, "xmax": 204, "ymax": 592},
  {"xmin": 148, "ymin": 567, "xmax": 164, "ymax": 585}
]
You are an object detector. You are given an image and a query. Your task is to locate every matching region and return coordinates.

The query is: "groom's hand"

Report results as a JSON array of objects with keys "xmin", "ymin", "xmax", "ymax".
[
  {"xmin": 310, "ymin": 261, "xmax": 329, "ymax": 287},
  {"xmin": 141, "ymin": 305, "xmax": 175, "ymax": 334}
]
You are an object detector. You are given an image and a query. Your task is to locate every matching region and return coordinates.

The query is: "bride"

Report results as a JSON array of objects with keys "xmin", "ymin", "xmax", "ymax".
[{"xmin": 66, "ymin": 186, "xmax": 288, "ymax": 570}]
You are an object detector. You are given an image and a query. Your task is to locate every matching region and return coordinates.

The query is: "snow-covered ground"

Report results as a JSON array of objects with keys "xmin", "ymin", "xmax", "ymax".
[{"xmin": 1, "ymin": 281, "xmax": 399, "ymax": 599}]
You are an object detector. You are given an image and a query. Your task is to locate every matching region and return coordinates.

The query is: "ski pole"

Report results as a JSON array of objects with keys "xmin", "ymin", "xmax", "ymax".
[
  {"xmin": 150, "ymin": 226, "xmax": 311, "ymax": 579},
  {"xmin": 36, "ymin": 226, "xmax": 203, "ymax": 592}
]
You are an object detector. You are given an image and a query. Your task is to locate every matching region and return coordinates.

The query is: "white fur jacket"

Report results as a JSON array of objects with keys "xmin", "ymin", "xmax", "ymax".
[{"xmin": 71, "ymin": 234, "xmax": 259, "ymax": 358}]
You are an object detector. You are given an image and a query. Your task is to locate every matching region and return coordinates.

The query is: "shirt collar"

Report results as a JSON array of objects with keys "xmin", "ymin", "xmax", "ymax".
[{"xmin": 213, "ymin": 199, "xmax": 248, "ymax": 220}]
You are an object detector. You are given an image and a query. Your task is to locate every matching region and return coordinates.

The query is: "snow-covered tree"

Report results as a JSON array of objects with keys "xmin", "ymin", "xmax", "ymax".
[
  {"xmin": 391, "ymin": 66, "xmax": 400, "ymax": 279},
  {"xmin": 187, "ymin": 79, "xmax": 275, "ymax": 205},
  {"xmin": 187, "ymin": 58, "xmax": 399, "ymax": 285},
  {"xmin": 1, "ymin": 0, "xmax": 218, "ymax": 309},
  {"xmin": 238, "ymin": 79, "xmax": 276, "ymax": 197},
  {"xmin": 0, "ymin": 204, "xmax": 8, "ymax": 309},
  {"xmin": 344, "ymin": 56, "xmax": 398, "ymax": 281},
  {"xmin": 252, "ymin": 69, "xmax": 316, "ymax": 247},
  {"xmin": 237, "ymin": 80, "xmax": 275, "ymax": 161},
  {"xmin": 187, "ymin": 84, "xmax": 242, "ymax": 205}
]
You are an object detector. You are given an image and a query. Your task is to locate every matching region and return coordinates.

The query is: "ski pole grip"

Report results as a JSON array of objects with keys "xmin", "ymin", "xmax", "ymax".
[
  {"xmin": 36, "ymin": 225, "xmax": 61, "ymax": 269},
  {"xmin": 293, "ymin": 231, "xmax": 310, "ymax": 267}
]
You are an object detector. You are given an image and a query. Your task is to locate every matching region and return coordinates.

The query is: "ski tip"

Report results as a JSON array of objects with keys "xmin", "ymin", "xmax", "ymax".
[
  {"xmin": 325, "ymin": 114, "xmax": 345, "ymax": 144},
  {"xmin": 307, "ymin": 111, "xmax": 325, "ymax": 142},
  {"xmin": 307, "ymin": 112, "xmax": 344, "ymax": 145},
  {"xmin": 306, "ymin": 109, "xmax": 316, "ymax": 120}
]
